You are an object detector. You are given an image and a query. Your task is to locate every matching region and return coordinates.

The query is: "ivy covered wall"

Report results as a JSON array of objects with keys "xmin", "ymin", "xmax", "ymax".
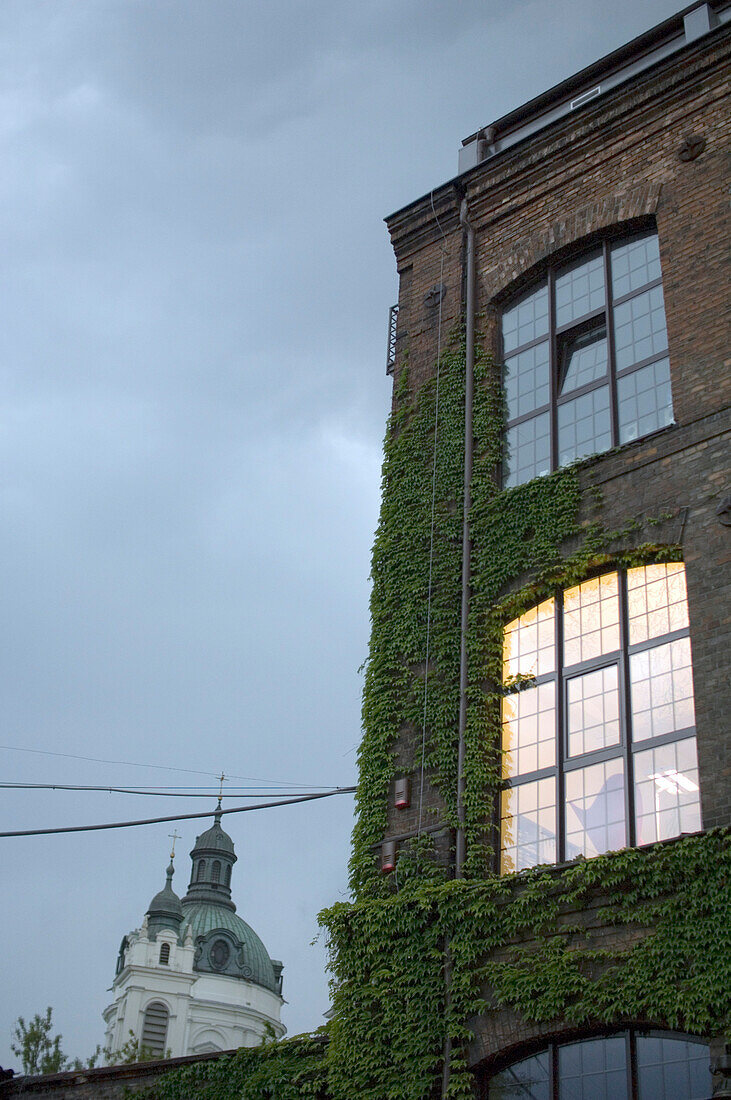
[{"xmin": 142, "ymin": 330, "xmax": 729, "ymax": 1100}]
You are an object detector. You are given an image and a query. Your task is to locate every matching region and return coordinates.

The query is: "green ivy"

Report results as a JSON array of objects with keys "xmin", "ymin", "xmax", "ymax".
[
  {"xmin": 132, "ymin": 1033, "xmax": 328, "ymax": 1099},
  {"xmin": 323, "ymin": 830, "xmax": 730, "ymax": 1100},
  {"xmin": 145, "ymin": 328, "xmax": 729, "ymax": 1100}
]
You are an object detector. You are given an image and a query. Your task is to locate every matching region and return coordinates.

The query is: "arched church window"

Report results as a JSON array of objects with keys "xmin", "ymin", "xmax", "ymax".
[
  {"xmin": 196, "ymin": 859, "xmax": 206, "ymax": 881},
  {"xmin": 501, "ymin": 229, "xmax": 673, "ymax": 487},
  {"xmin": 141, "ymin": 1001, "xmax": 169, "ymax": 1059},
  {"xmin": 486, "ymin": 1030, "xmax": 710, "ymax": 1098},
  {"xmin": 225, "ymin": 864, "xmax": 231, "ymax": 886},
  {"xmin": 159, "ymin": 942, "xmax": 170, "ymax": 965},
  {"xmin": 211, "ymin": 860, "xmax": 221, "ymax": 884},
  {"xmin": 500, "ymin": 563, "xmax": 700, "ymax": 873}
]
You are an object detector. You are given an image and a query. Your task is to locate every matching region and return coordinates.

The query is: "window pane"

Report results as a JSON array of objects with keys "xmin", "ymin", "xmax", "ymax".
[
  {"xmin": 489, "ymin": 1051, "xmax": 551, "ymax": 1099},
  {"xmin": 503, "ymin": 283, "xmax": 549, "ymax": 353},
  {"xmin": 613, "ymin": 285, "xmax": 668, "ymax": 370},
  {"xmin": 505, "ymin": 413, "xmax": 551, "ymax": 487},
  {"xmin": 567, "ymin": 665, "xmax": 620, "ymax": 757},
  {"xmin": 560, "ymin": 326, "xmax": 608, "ymax": 395},
  {"xmin": 500, "ymin": 779, "xmax": 556, "ymax": 873},
  {"xmin": 502, "ymin": 682, "xmax": 556, "ymax": 778},
  {"xmin": 555, "ymin": 252, "xmax": 605, "ymax": 328},
  {"xmin": 630, "ymin": 637, "xmax": 696, "ymax": 742},
  {"xmin": 617, "ymin": 357, "xmax": 673, "ymax": 443},
  {"xmin": 505, "ymin": 340, "xmax": 550, "ymax": 420},
  {"xmin": 634, "ymin": 738, "xmax": 701, "ymax": 845},
  {"xmin": 565, "ymin": 758, "xmax": 625, "ymax": 859},
  {"xmin": 611, "ymin": 234, "xmax": 662, "ymax": 299},
  {"xmin": 557, "ymin": 385, "xmax": 611, "ymax": 467},
  {"xmin": 627, "ymin": 563, "xmax": 689, "ymax": 644},
  {"xmin": 558, "ymin": 1036, "xmax": 628, "ymax": 1100},
  {"xmin": 637, "ymin": 1036, "xmax": 711, "ymax": 1100},
  {"xmin": 503, "ymin": 599, "xmax": 556, "ymax": 679},
  {"xmin": 563, "ymin": 573, "xmax": 620, "ymax": 666}
]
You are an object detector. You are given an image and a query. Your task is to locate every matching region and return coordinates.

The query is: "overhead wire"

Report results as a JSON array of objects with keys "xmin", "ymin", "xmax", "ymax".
[
  {"xmin": 0, "ymin": 782, "xmax": 336, "ymax": 797},
  {"xmin": 0, "ymin": 786, "xmax": 357, "ymax": 838},
  {"xmin": 0, "ymin": 743, "xmax": 327, "ymax": 788}
]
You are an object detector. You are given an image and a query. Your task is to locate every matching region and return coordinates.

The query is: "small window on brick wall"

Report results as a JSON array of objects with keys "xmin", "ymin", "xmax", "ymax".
[
  {"xmin": 500, "ymin": 563, "xmax": 701, "ymax": 873},
  {"xmin": 501, "ymin": 230, "xmax": 674, "ymax": 487}
]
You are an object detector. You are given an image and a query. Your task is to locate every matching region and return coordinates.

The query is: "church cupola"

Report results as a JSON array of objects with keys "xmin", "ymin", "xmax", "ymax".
[
  {"xmin": 182, "ymin": 804, "xmax": 237, "ymax": 910},
  {"xmin": 145, "ymin": 859, "xmax": 183, "ymax": 940}
]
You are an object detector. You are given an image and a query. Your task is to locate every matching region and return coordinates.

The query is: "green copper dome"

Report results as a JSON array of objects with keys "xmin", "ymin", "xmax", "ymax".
[
  {"xmin": 181, "ymin": 901, "xmax": 280, "ymax": 992},
  {"xmin": 177, "ymin": 808, "xmax": 283, "ymax": 996}
]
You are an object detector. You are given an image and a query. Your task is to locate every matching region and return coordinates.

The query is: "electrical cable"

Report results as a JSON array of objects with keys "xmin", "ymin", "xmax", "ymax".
[
  {"xmin": 0, "ymin": 786, "xmax": 357, "ymax": 838},
  {"xmin": 0, "ymin": 743, "xmax": 324, "ymax": 788},
  {"xmin": 0, "ymin": 782, "xmax": 336, "ymax": 797}
]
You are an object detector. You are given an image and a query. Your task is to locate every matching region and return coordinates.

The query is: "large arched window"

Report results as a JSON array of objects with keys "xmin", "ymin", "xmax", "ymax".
[
  {"xmin": 485, "ymin": 1030, "xmax": 711, "ymax": 1099},
  {"xmin": 501, "ymin": 563, "xmax": 701, "ymax": 873},
  {"xmin": 141, "ymin": 1001, "xmax": 169, "ymax": 1059},
  {"xmin": 501, "ymin": 229, "xmax": 673, "ymax": 487},
  {"xmin": 196, "ymin": 859, "xmax": 206, "ymax": 882},
  {"xmin": 211, "ymin": 860, "xmax": 221, "ymax": 884}
]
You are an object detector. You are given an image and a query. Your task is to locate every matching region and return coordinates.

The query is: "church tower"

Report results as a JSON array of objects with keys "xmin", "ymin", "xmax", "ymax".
[{"xmin": 102, "ymin": 811, "xmax": 285, "ymax": 1058}]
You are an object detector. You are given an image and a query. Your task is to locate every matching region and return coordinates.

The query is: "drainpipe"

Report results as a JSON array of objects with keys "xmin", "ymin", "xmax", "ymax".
[{"xmin": 455, "ymin": 195, "xmax": 475, "ymax": 879}]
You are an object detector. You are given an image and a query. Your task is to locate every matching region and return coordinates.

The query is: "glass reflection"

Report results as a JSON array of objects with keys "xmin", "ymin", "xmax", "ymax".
[
  {"xmin": 555, "ymin": 252, "xmax": 605, "ymax": 328},
  {"xmin": 563, "ymin": 573, "xmax": 620, "ymax": 666},
  {"xmin": 505, "ymin": 341, "xmax": 551, "ymax": 420},
  {"xmin": 505, "ymin": 414, "xmax": 552, "ymax": 488},
  {"xmin": 557, "ymin": 386, "xmax": 611, "ymax": 467},
  {"xmin": 611, "ymin": 233, "xmax": 662, "ymax": 300},
  {"xmin": 559, "ymin": 1036, "xmax": 628, "ymax": 1100},
  {"xmin": 636, "ymin": 1035, "xmax": 710, "ymax": 1100},
  {"xmin": 560, "ymin": 326, "xmax": 608, "ymax": 395},
  {"xmin": 627, "ymin": 564, "xmax": 689, "ymax": 644},
  {"xmin": 503, "ymin": 283, "xmax": 550, "ymax": 353},
  {"xmin": 634, "ymin": 738, "xmax": 701, "ymax": 845},
  {"xmin": 488, "ymin": 1051, "xmax": 550, "ymax": 1099},
  {"xmin": 503, "ymin": 600, "xmax": 556, "ymax": 680},
  {"xmin": 565, "ymin": 759, "xmax": 625, "ymax": 859},
  {"xmin": 567, "ymin": 666, "xmax": 620, "ymax": 757},
  {"xmin": 502, "ymin": 682, "xmax": 556, "ymax": 778},
  {"xmin": 630, "ymin": 638, "xmax": 695, "ymax": 741},
  {"xmin": 500, "ymin": 779, "xmax": 556, "ymax": 873},
  {"xmin": 613, "ymin": 285, "xmax": 668, "ymax": 371},
  {"xmin": 617, "ymin": 358, "xmax": 673, "ymax": 443}
]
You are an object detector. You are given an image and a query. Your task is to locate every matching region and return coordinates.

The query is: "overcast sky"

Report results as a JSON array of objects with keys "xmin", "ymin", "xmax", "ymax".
[{"xmin": 0, "ymin": 0, "xmax": 687, "ymax": 1070}]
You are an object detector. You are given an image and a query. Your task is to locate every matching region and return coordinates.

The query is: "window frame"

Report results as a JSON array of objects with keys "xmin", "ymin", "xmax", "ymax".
[
  {"xmin": 499, "ymin": 564, "xmax": 700, "ymax": 873},
  {"xmin": 481, "ymin": 1028, "xmax": 711, "ymax": 1100},
  {"xmin": 501, "ymin": 229, "xmax": 673, "ymax": 488}
]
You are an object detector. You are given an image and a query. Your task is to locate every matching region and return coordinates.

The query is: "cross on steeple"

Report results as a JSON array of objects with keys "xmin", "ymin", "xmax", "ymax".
[
  {"xmin": 168, "ymin": 830, "xmax": 181, "ymax": 860},
  {"xmin": 217, "ymin": 771, "xmax": 226, "ymax": 810}
]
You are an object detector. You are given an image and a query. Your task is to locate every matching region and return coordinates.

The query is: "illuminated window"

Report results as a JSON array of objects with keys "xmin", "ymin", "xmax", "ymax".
[
  {"xmin": 486, "ymin": 1030, "xmax": 711, "ymax": 1099},
  {"xmin": 501, "ymin": 564, "xmax": 700, "ymax": 873},
  {"xmin": 502, "ymin": 230, "xmax": 673, "ymax": 487}
]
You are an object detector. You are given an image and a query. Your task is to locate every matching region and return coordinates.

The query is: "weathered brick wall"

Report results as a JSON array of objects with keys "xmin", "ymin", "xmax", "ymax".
[
  {"xmin": 0, "ymin": 1050, "xmax": 227, "ymax": 1099},
  {"xmin": 382, "ymin": 26, "xmax": 731, "ymax": 851}
]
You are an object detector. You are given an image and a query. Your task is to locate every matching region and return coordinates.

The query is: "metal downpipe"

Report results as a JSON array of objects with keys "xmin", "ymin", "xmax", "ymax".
[{"xmin": 455, "ymin": 196, "xmax": 475, "ymax": 879}]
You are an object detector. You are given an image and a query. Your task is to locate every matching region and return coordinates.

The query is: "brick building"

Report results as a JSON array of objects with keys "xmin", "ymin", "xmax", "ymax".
[{"xmin": 341, "ymin": 2, "xmax": 730, "ymax": 1098}]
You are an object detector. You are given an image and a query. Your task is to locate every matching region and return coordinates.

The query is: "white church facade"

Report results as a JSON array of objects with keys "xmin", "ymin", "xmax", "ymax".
[{"xmin": 103, "ymin": 808, "xmax": 285, "ymax": 1058}]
